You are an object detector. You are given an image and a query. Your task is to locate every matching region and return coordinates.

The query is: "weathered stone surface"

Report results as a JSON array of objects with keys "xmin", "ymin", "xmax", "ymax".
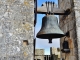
[
  {"xmin": 75, "ymin": 2, "xmax": 80, "ymax": 58},
  {"xmin": 69, "ymin": 56, "xmax": 76, "ymax": 60},
  {"xmin": 35, "ymin": 49, "xmax": 44, "ymax": 55},
  {"xmin": 0, "ymin": 0, "xmax": 34, "ymax": 60},
  {"xmin": 35, "ymin": 49, "xmax": 44, "ymax": 60},
  {"xmin": 59, "ymin": 0, "xmax": 78, "ymax": 60}
]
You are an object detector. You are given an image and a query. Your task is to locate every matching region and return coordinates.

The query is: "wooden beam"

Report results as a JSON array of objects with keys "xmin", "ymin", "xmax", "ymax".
[
  {"xmin": 34, "ymin": 3, "xmax": 71, "ymax": 15},
  {"xmin": 37, "ymin": 7, "xmax": 65, "ymax": 15}
]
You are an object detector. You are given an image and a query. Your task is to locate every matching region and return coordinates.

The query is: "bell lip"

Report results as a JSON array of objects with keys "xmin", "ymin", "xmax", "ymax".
[
  {"xmin": 36, "ymin": 33, "xmax": 65, "ymax": 39},
  {"xmin": 61, "ymin": 49, "xmax": 70, "ymax": 53}
]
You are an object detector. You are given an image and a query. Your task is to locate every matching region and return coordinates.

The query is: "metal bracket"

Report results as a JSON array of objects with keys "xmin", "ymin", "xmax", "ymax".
[{"xmin": 65, "ymin": 31, "xmax": 70, "ymax": 37}]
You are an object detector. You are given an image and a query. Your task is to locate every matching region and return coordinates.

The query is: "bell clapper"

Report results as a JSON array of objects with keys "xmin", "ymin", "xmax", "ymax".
[{"xmin": 48, "ymin": 38, "xmax": 52, "ymax": 43}]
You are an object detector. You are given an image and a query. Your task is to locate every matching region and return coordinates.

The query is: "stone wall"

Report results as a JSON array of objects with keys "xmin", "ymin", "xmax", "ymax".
[
  {"xmin": 74, "ymin": 0, "xmax": 80, "ymax": 59},
  {"xmin": 0, "ymin": 0, "xmax": 34, "ymax": 60},
  {"xmin": 35, "ymin": 48, "xmax": 60, "ymax": 60},
  {"xmin": 50, "ymin": 47, "xmax": 60, "ymax": 58},
  {"xmin": 59, "ymin": 0, "xmax": 78, "ymax": 60},
  {"xmin": 35, "ymin": 49, "xmax": 44, "ymax": 60}
]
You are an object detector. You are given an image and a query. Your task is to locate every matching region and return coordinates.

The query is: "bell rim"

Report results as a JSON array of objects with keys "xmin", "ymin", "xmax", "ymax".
[
  {"xmin": 36, "ymin": 33, "xmax": 65, "ymax": 39},
  {"xmin": 61, "ymin": 49, "xmax": 70, "ymax": 53}
]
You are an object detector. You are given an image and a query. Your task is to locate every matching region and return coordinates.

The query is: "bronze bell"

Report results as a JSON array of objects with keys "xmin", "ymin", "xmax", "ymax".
[
  {"xmin": 61, "ymin": 37, "xmax": 70, "ymax": 53},
  {"xmin": 36, "ymin": 15, "xmax": 65, "ymax": 43}
]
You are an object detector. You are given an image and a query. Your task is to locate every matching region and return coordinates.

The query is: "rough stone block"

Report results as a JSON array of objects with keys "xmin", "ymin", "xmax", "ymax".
[
  {"xmin": 68, "ymin": 20, "xmax": 75, "ymax": 31},
  {"xmin": 69, "ymin": 56, "xmax": 76, "ymax": 60}
]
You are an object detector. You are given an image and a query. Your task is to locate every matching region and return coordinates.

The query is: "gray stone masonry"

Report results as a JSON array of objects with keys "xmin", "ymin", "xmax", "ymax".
[
  {"xmin": 59, "ymin": 0, "xmax": 78, "ymax": 60},
  {"xmin": 35, "ymin": 49, "xmax": 44, "ymax": 60},
  {"xmin": 35, "ymin": 48, "xmax": 60, "ymax": 60},
  {"xmin": 74, "ymin": 0, "xmax": 80, "ymax": 59},
  {"xmin": 0, "ymin": 0, "xmax": 34, "ymax": 60}
]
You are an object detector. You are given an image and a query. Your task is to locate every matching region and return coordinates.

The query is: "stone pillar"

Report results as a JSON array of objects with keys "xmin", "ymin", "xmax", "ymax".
[
  {"xmin": 74, "ymin": 0, "xmax": 80, "ymax": 60},
  {"xmin": 59, "ymin": 0, "xmax": 78, "ymax": 60},
  {"xmin": 0, "ymin": 0, "xmax": 34, "ymax": 60}
]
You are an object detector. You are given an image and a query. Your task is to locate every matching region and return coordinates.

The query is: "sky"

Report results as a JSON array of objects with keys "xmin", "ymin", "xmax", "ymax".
[{"xmin": 35, "ymin": 0, "xmax": 59, "ymax": 55}]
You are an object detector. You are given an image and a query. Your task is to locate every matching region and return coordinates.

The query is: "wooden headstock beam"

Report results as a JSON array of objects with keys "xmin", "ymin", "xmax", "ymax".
[{"xmin": 34, "ymin": 3, "xmax": 71, "ymax": 15}]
